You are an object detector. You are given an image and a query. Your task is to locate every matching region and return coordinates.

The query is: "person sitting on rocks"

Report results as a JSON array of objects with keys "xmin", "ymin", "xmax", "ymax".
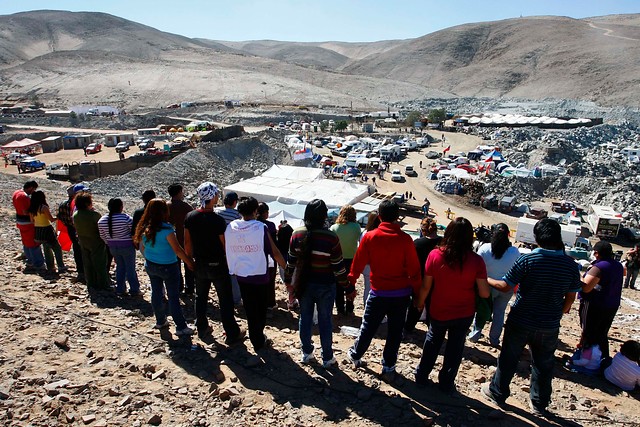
[{"xmin": 604, "ymin": 340, "xmax": 640, "ymax": 391}]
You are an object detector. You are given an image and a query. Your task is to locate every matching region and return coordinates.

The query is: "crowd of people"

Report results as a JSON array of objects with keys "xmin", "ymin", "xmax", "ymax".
[{"xmin": 11, "ymin": 180, "xmax": 640, "ymax": 417}]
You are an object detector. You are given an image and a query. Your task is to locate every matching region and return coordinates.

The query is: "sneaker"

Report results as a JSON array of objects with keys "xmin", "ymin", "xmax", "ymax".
[
  {"xmin": 347, "ymin": 350, "xmax": 364, "ymax": 368},
  {"xmin": 528, "ymin": 399, "xmax": 549, "ymax": 417},
  {"xmin": 301, "ymin": 352, "xmax": 315, "ymax": 364},
  {"xmin": 468, "ymin": 330, "xmax": 483, "ymax": 343},
  {"xmin": 176, "ymin": 326, "xmax": 194, "ymax": 336},
  {"xmin": 322, "ymin": 357, "xmax": 337, "ymax": 369},
  {"xmin": 481, "ymin": 383, "xmax": 505, "ymax": 406},
  {"xmin": 380, "ymin": 366, "xmax": 396, "ymax": 383},
  {"xmin": 224, "ymin": 328, "xmax": 246, "ymax": 346},
  {"xmin": 153, "ymin": 320, "xmax": 170, "ymax": 329}
]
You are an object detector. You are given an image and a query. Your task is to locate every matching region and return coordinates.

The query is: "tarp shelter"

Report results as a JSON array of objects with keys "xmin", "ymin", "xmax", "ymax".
[
  {"xmin": 268, "ymin": 208, "xmax": 305, "ymax": 230},
  {"xmin": 2, "ymin": 138, "xmax": 41, "ymax": 151},
  {"xmin": 224, "ymin": 165, "xmax": 369, "ymax": 209}
]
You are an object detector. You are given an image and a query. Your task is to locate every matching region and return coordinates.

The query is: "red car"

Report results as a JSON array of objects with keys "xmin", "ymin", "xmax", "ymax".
[
  {"xmin": 85, "ymin": 143, "xmax": 102, "ymax": 154},
  {"xmin": 457, "ymin": 164, "xmax": 478, "ymax": 174},
  {"xmin": 431, "ymin": 164, "xmax": 450, "ymax": 173}
]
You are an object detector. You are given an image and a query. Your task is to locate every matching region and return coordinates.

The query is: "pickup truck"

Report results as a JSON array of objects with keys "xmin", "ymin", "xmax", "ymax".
[{"xmin": 18, "ymin": 157, "xmax": 46, "ymax": 173}]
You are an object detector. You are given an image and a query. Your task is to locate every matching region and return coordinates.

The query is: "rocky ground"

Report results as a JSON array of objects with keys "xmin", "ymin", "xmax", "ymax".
[{"xmin": 1, "ymin": 173, "xmax": 639, "ymax": 427}]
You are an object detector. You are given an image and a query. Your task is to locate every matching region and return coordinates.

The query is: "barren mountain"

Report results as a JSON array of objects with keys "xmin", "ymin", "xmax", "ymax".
[{"xmin": 0, "ymin": 11, "xmax": 639, "ymax": 109}]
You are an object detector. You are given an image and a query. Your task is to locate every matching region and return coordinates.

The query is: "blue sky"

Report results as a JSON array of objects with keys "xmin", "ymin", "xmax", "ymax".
[{"xmin": 1, "ymin": 0, "xmax": 639, "ymax": 42}]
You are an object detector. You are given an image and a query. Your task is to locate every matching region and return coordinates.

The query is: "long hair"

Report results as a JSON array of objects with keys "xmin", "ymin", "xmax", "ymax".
[
  {"xmin": 365, "ymin": 211, "xmax": 381, "ymax": 231},
  {"xmin": 440, "ymin": 217, "xmax": 474, "ymax": 270},
  {"xmin": 27, "ymin": 190, "xmax": 47, "ymax": 215},
  {"xmin": 134, "ymin": 198, "xmax": 168, "ymax": 247},
  {"xmin": 299, "ymin": 199, "xmax": 328, "ymax": 267},
  {"xmin": 107, "ymin": 198, "xmax": 124, "ymax": 238},
  {"xmin": 490, "ymin": 223, "xmax": 511, "ymax": 259},
  {"xmin": 336, "ymin": 205, "xmax": 356, "ymax": 224}
]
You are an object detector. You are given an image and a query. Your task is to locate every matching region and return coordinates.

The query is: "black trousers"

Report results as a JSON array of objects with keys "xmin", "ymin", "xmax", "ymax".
[
  {"xmin": 579, "ymin": 299, "xmax": 618, "ymax": 359},
  {"xmin": 194, "ymin": 262, "xmax": 240, "ymax": 339},
  {"xmin": 238, "ymin": 279, "xmax": 269, "ymax": 351},
  {"xmin": 67, "ymin": 225, "xmax": 84, "ymax": 279},
  {"xmin": 335, "ymin": 259, "xmax": 354, "ymax": 314}
]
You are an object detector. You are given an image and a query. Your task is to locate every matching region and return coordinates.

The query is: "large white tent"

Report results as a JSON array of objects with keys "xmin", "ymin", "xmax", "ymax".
[{"xmin": 224, "ymin": 165, "xmax": 370, "ymax": 209}]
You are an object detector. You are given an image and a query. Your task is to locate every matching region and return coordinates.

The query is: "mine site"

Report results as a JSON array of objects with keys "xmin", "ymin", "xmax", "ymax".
[{"xmin": 0, "ymin": 6, "xmax": 639, "ymax": 427}]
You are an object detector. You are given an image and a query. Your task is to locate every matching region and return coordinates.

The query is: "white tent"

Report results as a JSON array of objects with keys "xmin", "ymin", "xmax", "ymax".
[{"xmin": 268, "ymin": 209, "xmax": 304, "ymax": 229}]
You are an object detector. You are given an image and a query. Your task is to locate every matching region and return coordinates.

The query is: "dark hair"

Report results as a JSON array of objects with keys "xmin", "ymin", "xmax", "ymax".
[
  {"xmin": 336, "ymin": 205, "xmax": 356, "ymax": 224},
  {"xmin": 533, "ymin": 218, "xmax": 564, "ymax": 250},
  {"xmin": 440, "ymin": 217, "xmax": 474, "ymax": 270},
  {"xmin": 223, "ymin": 192, "xmax": 239, "ymax": 206},
  {"xmin": 107, "ymin": 198, "xmax": 124, "ymax": 238},
  {"xmin": 141, "ymin": 190, "xmax": 156, "ymax": 205},
  {"xmin": 303, "ymin": 199, "xmax": 328, "ymax": 230},
  {"xmin": 257, "ymin": 202, "xmax": 270, "ymax": 219},
  {"xmin": 27, "ymin": 190, "xmax": 47, "ymax": 215},
  {"xmin": 593, "ymin": 240, "xmax": 614, "ymax": 259},
  {"xmin": 378, "ymin": 200, "xmax": 399, "ymax": 222},
  {"xmin": 167, "ymin": 183, "xmax": 182, "ymax": 198},
  {"xmin": 74, "ymin": 192, "xmax": 93, "ymax": 210},
  {"xmin": 491, "ymin": 223, "xmax": 511, "ymax": 259},
  {"xmin": 23, "ymin": 181, "xmax": 38, "ymax": 191},
  {"xmin": 134, "ymin": 198, "xmax": 169, "ymax": 246},
  {"xmin": 237, "ymin": 196, "xmax": 259, "ymax": 217},
  {"xmin": 620, "ymin": 340, "xmax": 640, "ymax": 363},
  {"xmin": 365, "ymin": 211, "xmax": 381, "ymax": 231}
]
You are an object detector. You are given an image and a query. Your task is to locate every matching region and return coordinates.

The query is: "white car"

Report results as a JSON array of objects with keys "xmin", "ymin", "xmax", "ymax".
[
  {"xmin": 115, "ymin": 141, "xmax": 130, "ymax": 152},
  {"xmin": 391, "ymin": 169, "xmax": 404, "ymax": 182}
]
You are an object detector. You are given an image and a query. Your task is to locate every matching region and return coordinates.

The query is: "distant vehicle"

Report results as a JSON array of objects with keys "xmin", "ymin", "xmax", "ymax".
[
  {"xmin": 115, "ymin": 141, "xmax": 130, "ymax": 152},
  {"xmin": 146, "ymin": 147, "xmax": 168, "ymax": 156},
  {"xmin": 619, "ymin": 227, "xmax": 640, "ymax": 243},
  {"xmin": 46, "ymin": 163, "xmax": 69, "ymax": 180},
  {"xmin": 310, "ymin": 121, "xmax": 318, "ymax": 126},
  {"xmin": 85, "ymin": 143, "xmax": 102, "ymax": 154},
  {"xmin": 278, "ymin": 122, "xmax": 285, "ymax": 129},
  {"xmin": 516, "ymin": 217, "xmax": 580, "ymax": 248},
  {"xmin": 425, "ymin": 150, "xmax": 441, "ymax": 159},
  {"xmin": 456, "ymin": 164, "xmax": 477, "ymax": 174},
  {"xmin": 138, "ymin": 140, "xmax": 155, "ymax": 150},
  {"xmin": 166, "ymin": 103, "xmax": 179, "ymax": 109},
  {"xmin": 526, "ymin": 207, "xmax": 548, "ymax": 220},
  {"xmin": 431, "ymin": 164, "xmax": 449, "ymax": 173},
  {"xmin": 499, "ymin": 196, "xmax": 517, "ymax": 214},
  {"xmin": 481, "ymin": 194, "xmax": 499, "ymax": 210},
  {"xmin": 587, "ymin": 205, "xmax": 622, "ymax": 238},
  {"xmin": 18, "ymin": 157, "xmax": 45, "ymax": 172},
  {"xmin": 551, "ymin": 200, "xmax": 578, "ymax": 213},
  {"xmin": 328, "ymin": 120, "xmax": 335, "ymax": 126},
  {"xmin": 391, "ymin": 169, "xmax": 404, "ymax": 182},
  {"xmin": 8, "ymin": 152, "xmax": 28, "ymax": 165},
  {"xmin": 286, "ymin": 121, "xmax": 292, "ymax": 126},
  {"xmin": 404, "ymin": 165, "xmax": 417, "ymax": 177},
  {"xmin": 86, "ymin": 108, "xmax": 99, "ymax": 116}
]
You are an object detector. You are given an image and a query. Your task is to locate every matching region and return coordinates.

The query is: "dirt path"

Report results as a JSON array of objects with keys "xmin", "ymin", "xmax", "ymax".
[{"xmin": 587, "ymin": 22, "xmax": 640, "ymax": 42}]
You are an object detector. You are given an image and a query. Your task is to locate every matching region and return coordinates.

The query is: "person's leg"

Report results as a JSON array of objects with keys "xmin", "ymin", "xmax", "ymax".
[
  {"xmin": 343, "ymin": 259, "xmax": 354, "ymax": 314},
  {"xmin": 110, "ymin": 247, "xmax": 126, "ymax": 293},
  {"xmin": 468, "ymin": 314, "xmax": 484, "ymax": 342},
  {"xmin": 416, "ymin": 319, "xmax": 448, "ymax": 381},
  {"xmin": 80, "ymin": 245, "xmax": 95, "ymax": 287},
  {"xmin": 183, "ymin": 260, "xmax": 195, "ymax": 294},
  {"xmin": 382, "ymin": 296, "xmax": 410, "ymax": 369},
  {"xmin": 49, "ymin": 237, "xmax": 66, "ymax": 270},
  {"xmin": 592, "ymin": 306, "xmax": 618, "ymax": 360},
  {"xmin": 630, "ymin": 268, "xmax": 639, "ymax": 289},
  {"xmin": 210, "ymin": 267, "xmax": 241, "ymax": 339},
  {"xmin": 92, "ymin": 244, "xmax": 111, "ymax": 289},
  {"xmin": 404, "ymin": 299, "xmax": 422, "ymax": 333},
  {"xmin": 298, "ymin": 285, "xmax": 316, "ymax": 356},
  {"xmin": 438, "ymin": 316, "xmax": 474, "ymax": 389},
  {"xmin": 335, "ymin": 283, "xmax": 346, "ymax": 314},
  {"xmin": 145, "ymin": 263, "xmax": 167, "ymax": 326},
  {"xmin": 67, "ymin": 226, "xmax": 84, "ymax": 279},
  {"xmin": 193, "ymin": 265, "xmax": 212, "ymax": 333},
  {"xmin": 239, "ymin": 280, "xmax": 268, "ymax": 351},
  {"xmin": 42, "ymin": 242, "xmax": 54, "ymax": 271},
  {"xmin": 27, "ymin": 245, "xmax": 45, "ymax": 268},
  {"xmin": 267, "ymin": 267, "xmax": 277, "ymax": 308},
  {"xmin": 350, "ymin": 294, "xmax": 386, "ymax": 360},
  {"xmin": 163, "ymin": 262, "xmax": 187, "ymax": 331},
  {"xmin": 230, "ymin": 275, "xmax": 242, "ymax": 305},
  {"xmin": 362, "ymin": 265, "xmax": 371, "ymax": 306},
  {"xmin": 316, "ymin": 284, "xmax": 337, "ymax": 362},
  {"xmin": 122, "ymin": 246, "xmax": 140, "ymax": 293},
  {"xmin": 529, "ymin": 327, "xmax": 559, "ymax": 410},
  {"xmin": 489, "ymin": 289, "xmax": 512, "ymax": 346},
  {"xmin": 489, "ymin": 321, "xmax": 530, "ymax": 403}
]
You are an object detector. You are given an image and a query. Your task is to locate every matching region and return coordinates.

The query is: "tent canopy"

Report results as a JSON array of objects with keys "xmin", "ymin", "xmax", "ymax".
[{"xmin": 2, "ymin": 138, "xmax": 40, "ymax": 149}]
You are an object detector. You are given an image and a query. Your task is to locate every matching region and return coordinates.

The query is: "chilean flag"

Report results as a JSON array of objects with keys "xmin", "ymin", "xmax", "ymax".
[{"xmin": 443, "ymin": 145, "xmax": 451, "ymax": 154}]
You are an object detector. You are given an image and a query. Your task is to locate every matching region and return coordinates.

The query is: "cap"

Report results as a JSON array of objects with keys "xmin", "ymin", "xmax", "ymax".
[
  {"xmin": 72, "ymin": 183, "xmax": 90, "ymax": 194},
  {"xmin": 223, "ymin": 191, "xmax": 238, "ymax": 205},
  {"xmin": 196, "ymin": 182, "xmax": 219, "ymax": 207},
  {"xmin": 66, "ymin": 185, "xmax": 76, "ymax": 197}
]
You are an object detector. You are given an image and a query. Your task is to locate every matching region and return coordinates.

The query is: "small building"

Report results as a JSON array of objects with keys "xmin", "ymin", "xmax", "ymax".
[
  {"xmin": 104, "ymin": 133, "xmax": 134, "ymax": 147},
  {"xmin": 138, "ymin": 128, "xmax": 159, "ymax": 136},
  {"xmin": 361, "ymin": 123, "xmax": 374, "ymax": 133},
  {"xmin": 63, "ymin": 134, "xmax": 93, "ymax": 150},
  {"xmin": 40, "ymin": 136, "xmax": 63, "ymax": 153},
  {"xmin": 44, "ymin": 110, "xmax": 73, "ymax": 117}
]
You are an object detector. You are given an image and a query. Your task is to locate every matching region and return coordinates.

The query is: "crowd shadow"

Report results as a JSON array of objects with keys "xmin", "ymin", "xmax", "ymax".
[{"xmin": 86, "ymin": 287, "xmax": 155, "ymax": 318}]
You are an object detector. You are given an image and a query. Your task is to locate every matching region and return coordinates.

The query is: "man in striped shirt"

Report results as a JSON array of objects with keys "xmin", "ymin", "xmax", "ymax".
[
  {"xmin": 215, "ymin": 191, "xmax": 242, "ymax": 305},
  {"xmin": 482, "ymin": 218, "xmax": 581, "ymax": 417}
]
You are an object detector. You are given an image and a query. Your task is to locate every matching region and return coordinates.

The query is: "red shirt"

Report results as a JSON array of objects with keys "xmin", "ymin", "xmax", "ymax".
[
  {"xmin": 425, "ymin": 248, "xmax": 487, "ymax": 321},
  {"xmin": 349, "ymin": 222, "xmax": 421, "ymax": 296},
  {"xmin": 12, "ymin": 190, "xmax": 30, "ymax": 222}
]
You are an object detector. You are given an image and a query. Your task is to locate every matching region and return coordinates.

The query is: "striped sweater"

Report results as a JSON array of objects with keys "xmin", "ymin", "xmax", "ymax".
[
  {"xmin": 98, "ymin": 213, "xmax": 134, "ymax": 248},
  {"xmin": 284, "ymin": 226, "xmax": 350, "ymax": 289}
]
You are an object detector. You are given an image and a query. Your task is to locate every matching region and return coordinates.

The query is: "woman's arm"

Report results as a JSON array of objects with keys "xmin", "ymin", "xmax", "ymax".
[
  {"xmin": 267, "ymin": 233, "xmax": 286, "ymax": 269},
  {"xmin": 476, "ymin": 278, "xmax": 490, "ymax": 298},
  {"xmin": 166, "ymin": 232, "xmax": 194, "ymax": 270},
  {"xmin": 414, "ymin": 275, "xmax": 433, "ymax": 310},
  {"xmin": 581, "ymin": 273, "xmax": 600, "ymax": 294},
  {"xmin": 43, "ymin": 205, "xmax": 56, "ymax": 223}
]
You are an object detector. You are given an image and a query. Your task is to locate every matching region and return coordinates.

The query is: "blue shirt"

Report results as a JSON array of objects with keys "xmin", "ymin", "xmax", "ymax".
[
  {"xmin": 503, "ymin": 248, "xmax": 581, "ymax": 330},
  {"xmin": 142, "ymin": 223, "xmax": 178, "ymax": 265}
]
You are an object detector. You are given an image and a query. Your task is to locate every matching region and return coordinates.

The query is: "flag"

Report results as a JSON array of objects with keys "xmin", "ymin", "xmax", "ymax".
[
  {"xmin": 443, "ymin": 145, "xmax": 451, "ymax": 154},
  {"xmin": 485, "ymin": 162, "xmax": 491, "ymax": 176}
]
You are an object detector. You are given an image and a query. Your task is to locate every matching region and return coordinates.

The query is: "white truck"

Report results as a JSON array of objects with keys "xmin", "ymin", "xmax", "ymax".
[
  {"xmin": 515, "ymin": 217, "xmax": 581, "ymax": 247},
  {"xmin": 586, "ymin": 205, "xmax": 622, "ymax": 238}
]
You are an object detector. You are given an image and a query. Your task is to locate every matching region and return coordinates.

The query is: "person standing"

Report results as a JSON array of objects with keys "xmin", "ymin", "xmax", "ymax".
[
  {"xmin": 167, "ymin": 183, "xmax": 194, "ymax": 295},
  {"xmin": 482, "ymin": 218, "xmax": 582, "ymax": 417},
  {"xmin": 135, "ymin": 198, "xmax": 194, "ymax": 336},
  {"xmin": 257, "ymin": 202, "xmax": 278, "ymax": 310},
  {"xmin": 347, "ymin": 200, "xmax": 421, "ymax": 381},
  {"xmin": 285, "ymin": 199, "xmax": 354, "ymax": 368},
  {"xmin": 184, "ymin": 182, "xmax": 245, "ymax": 343},
  {"xmin": 579, "ymin": 241, "xmax": 624, "ymax": 360},
  {"xmin": 360, "ymin": 211, "xmax": 381, "ymax": 305},
  {"xmin": 468, "ymin": 223, "xmax": 521, "ymax": 346},
  {"xmin": 28, "ymin": 190, "xmax": 67, "ymax": 274},
  {"xmin": 12, "ymin": 181, "xmax": 45, "ymax": 270},
  {"xmin": 414, "ymin": 218, "xmax": 489, "ymax": 392},
  {"xmin": 623, "ymin": 244, "xmax": 640, "ymax": 289},
  {"xmin": 73, "ymin": 192, "xmax": 111, "ymax": 290},
  {"xmin": 215, "ymin": 191, "xmax": 243, "ymax": 305},
  {"xmin": 97, "ymin": 198, "xmax": 141, "ymax": 296},
  {"xmin": 58, "ymin": 185, "xmax": 85, "ymax": 282},
  {"xmin": 276, "ymin": 219, "xmax": 295, "ymax": 309},
  {"xmin": 131, "ymin": 190, "xmax": 156, "ymax": 236},
  {"xmin": 225, "ymin": 197, "xmax": 285, "ymax": 355},
  {"xmin": 329, "ymin": 205, "xmax": 361, "ymax": 316}
]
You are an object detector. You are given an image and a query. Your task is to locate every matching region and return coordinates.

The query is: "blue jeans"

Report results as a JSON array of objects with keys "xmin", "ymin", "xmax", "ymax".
[
  {"xmin": 350, "ymin": 294, "xmax": 410, "ymax": 369},
  {"xmin": 469, "ymin": 289, "xmax": 512, "ymax": 345},
  {"xmin": 416, "ymin": 315, "xmax": 473, "ymax": 389},
  {"xmin": 489, "ymin": 321, "xmax": 559, "ymax": 409},
  {"xmin": 25, "ymin": 245, "xmax": 45, "ymax": 268},
  {"xmin": 145, "ymin": 260, "xmax": 187, "ymax": 330},
  {"xmin": 299, "ymin": 283, "xmax": 336, "ymax": 362},
  {"xmin": 109, "ymin": 245, "xmax": 140, "ymax": 294}
]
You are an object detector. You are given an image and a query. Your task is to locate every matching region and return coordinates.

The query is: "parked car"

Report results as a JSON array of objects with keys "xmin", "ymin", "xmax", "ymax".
[
  {"xmin": 425, "ymin": 150, "xmax": 441, "ymax": 159},
  {"xmin": 456, "ymin": 164, "xmax": 478, "ymax": 174},
  {"xmin": 18, "ymin": 157, "xmax": 46, "ymax": 172},
  {"xmin": 115, "ymin": 141, "xmax": 130, "ymax": 152},
  {"xmin": 8, "ymin": 152, "xmax": 29, "ymax": 165},
  {"xmin": 619, "ymin": 227, "xmax": 640, "ymax": 243},
  {"xmin": 138, "ymin": 140, "xmax": 155, "ymax": 150},
  {"xmin": 431, "ymin": 164, "xmax": 449, "ymax": 173},
  {"xmin": 145, "ymin": 147, "xmax": 168, "ymax": 156},
  {"xmin": 85, "ymin": 143, "xmax": 102, "ymax": 154},
  {"xmin": 526, "ymin": 207, "xmax": 548, "ymax": 220},
  {"xmin": 391, "ymin": 169, "xmax": 404, "ymax": 182},
  {"xmin": 404, "ymin": 165, "xmax": 418, "ymax": 177}
]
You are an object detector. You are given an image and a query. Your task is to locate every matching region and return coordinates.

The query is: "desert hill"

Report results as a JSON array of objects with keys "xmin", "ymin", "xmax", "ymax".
[{"xmin": 0, "ymin": 11, "xmax": 639, "ymax": 108}]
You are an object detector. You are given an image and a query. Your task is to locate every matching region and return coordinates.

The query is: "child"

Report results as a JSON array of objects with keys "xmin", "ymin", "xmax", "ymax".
[
  {"xmin": 604, "ymin": 340, "xmax": 640, "ymax": 391},
  {"xmin": 571, "ymin": 343, "xmax": 602, "ymax": 373}
]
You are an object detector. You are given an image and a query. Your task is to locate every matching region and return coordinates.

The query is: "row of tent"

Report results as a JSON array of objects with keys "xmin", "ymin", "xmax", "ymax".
[{"xmin": 457, "ymin": 114, "xmax": 601, "ymax": 129}]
